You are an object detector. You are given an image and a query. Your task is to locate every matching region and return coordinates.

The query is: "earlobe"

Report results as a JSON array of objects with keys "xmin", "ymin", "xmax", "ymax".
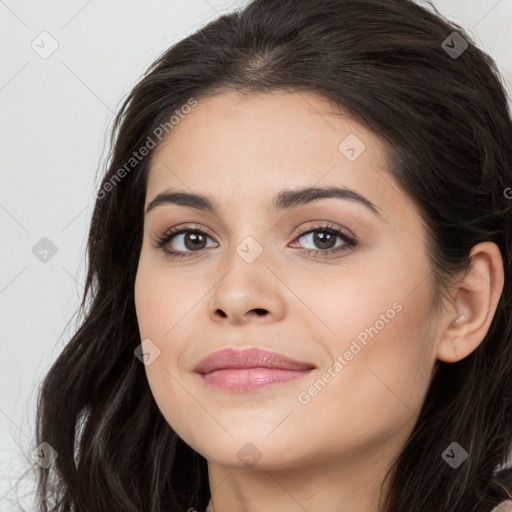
[{"xmin": 436, "ymin": 242, "xmax": 504, "ymax": 364}]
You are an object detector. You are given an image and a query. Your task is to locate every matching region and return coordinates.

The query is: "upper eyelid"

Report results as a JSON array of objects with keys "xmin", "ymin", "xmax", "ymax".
[
  {"xmin": 156, "ymin": 226, "xmax": 356, "ymax": 263},
  {"xmin": 157, "ymin": 223, "xmax": 354, "ymax": 246}
]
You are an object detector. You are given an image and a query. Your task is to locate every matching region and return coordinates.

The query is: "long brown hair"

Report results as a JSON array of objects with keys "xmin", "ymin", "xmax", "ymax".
[{"xmin": 33, "ymin": 1, "xmax": 512, "ymax": 510}]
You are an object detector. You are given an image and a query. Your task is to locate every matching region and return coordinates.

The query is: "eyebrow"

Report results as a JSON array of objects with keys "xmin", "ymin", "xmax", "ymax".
[{"xmin": 144, "ymin": 185, "xmax": 383, "ymax": 217}]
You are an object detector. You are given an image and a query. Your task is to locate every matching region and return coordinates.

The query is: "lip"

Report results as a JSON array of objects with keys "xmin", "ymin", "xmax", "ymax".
[
  {"xmin": 195, "ymin": 347, "xmax": 316, "ymax": 373},
  {"xmin": 194, "ymin": 347, "xmax": 316, "ymax": 392}
]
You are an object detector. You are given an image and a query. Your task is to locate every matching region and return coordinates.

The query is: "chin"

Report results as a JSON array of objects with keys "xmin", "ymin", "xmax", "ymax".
[{"xmin": 186, "ymin": 434, "xmax": 308, "ymax": 472}]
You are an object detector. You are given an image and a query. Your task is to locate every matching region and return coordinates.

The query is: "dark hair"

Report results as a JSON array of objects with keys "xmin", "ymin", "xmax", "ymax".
[{"xmin": 33, "ymin": 0, "xmax": 512, "ymax": 511}]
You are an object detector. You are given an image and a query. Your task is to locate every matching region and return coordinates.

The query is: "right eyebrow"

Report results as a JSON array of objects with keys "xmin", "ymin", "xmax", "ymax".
[{"xmin": 145, "ymin": 185, "xmax": 383, "ymax": 217}]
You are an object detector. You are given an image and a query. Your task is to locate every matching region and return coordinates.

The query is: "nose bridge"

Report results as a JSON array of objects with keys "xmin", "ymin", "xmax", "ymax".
[
  {"xmin": 221, "ymin": 228, "xmax": 269, "ymax": 291},
  {"xmin": 206, "ymin": 224, "xmax": 283, "ymax": 323},
  {"xmin": 224, "ymin": 213, "xmax": 270, "ymax": 264}
]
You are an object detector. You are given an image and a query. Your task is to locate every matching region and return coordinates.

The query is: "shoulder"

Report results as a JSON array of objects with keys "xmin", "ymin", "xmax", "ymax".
[
  {"xmin": 491, "ymin": 500, "xmax": 512, "ymax": 512},
  {"xmin": 493, "ymin": 468, "xmax": 512, "ymax": 494},
  {"xmin": 489, "ymin": 468, "xmax": 512, "ymax": 511}
]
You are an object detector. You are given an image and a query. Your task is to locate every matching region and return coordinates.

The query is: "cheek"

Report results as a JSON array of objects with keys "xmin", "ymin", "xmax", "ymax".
[
  {"xmin": 312, "ymin": 277, "xmax": 436, "ymax": 437},
  {"xmin": 306, "ymin": 250, "xmax": 437, "ymax": 430},
  {"xmin": 134, "ymin": 254, "xmax": 198, "ymax": 342},
  {"xmin": 289, "ymin": 311, "xmax": 434, "ymax": 466},
  {"xmin": 134, "ymin": 258, "xmax": 205, "ymax": 431}
]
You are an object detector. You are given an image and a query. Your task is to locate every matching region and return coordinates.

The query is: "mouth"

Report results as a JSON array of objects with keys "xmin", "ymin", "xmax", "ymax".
[
  {"xmin": 199, "ymin": 367, "xmax": 315, "ymax": 392},
  {"xmin": 194, "ymin": 347, "xmax": 316, "ymax": 393}
]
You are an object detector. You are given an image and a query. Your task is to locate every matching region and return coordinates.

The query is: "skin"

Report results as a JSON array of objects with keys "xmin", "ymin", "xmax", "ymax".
[{"xmin": 134, "ymin": 90, "xmax": 504, "ymax": 512}]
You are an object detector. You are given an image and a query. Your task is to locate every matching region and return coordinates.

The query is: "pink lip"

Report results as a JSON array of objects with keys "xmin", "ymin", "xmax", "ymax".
[{"xmin": 195, "ymin": 347, "xmax": 316, "ymax": 392}]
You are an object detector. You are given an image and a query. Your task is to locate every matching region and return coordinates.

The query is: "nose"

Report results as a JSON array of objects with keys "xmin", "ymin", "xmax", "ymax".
[{"xmin": 207, "ymin": 251, "xmax": 286, "ymax": 326}]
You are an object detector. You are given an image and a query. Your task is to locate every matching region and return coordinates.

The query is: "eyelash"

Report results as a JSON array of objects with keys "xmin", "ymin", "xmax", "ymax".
[{"xmin": 154, "ymin": 223, "xmax": 357, "ymax": 260}]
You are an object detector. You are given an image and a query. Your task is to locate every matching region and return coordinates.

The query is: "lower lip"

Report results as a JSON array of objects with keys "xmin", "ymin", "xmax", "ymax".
[{"xmin": 199, "ymin": 367, "xmax": 315, "ymax": 392}]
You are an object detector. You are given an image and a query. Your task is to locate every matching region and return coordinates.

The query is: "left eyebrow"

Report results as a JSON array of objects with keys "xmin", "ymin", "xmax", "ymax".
[{"xmin": 144, "ymin": 185, "xmax": 383, "ymax": 217}]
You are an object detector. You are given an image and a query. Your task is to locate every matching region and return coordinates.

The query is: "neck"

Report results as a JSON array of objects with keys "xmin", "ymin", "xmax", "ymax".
[{"xmin": 206, "ymin": 445, "xmax": 397, "ymax": 512}]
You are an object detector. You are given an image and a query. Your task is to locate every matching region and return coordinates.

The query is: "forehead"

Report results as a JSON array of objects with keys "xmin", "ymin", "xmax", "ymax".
[{"xmin": 145, "ymin": 90, "xmax": 417, "ymax": 224}]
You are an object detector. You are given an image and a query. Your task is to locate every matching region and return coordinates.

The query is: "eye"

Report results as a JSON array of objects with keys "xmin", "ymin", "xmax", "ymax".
[
  {"xmin": 290, "ymin": 223, "xmax": 357, "ymax": 258},
  {"xmin": 154, "ymin": 224, "xmax": 217, "ymax": 259},
  {"xmin": 153, "ymin": 222, "xmax": 357, "ymax": 259}
]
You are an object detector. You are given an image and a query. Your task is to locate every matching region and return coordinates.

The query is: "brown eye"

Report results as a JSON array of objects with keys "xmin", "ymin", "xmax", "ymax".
[
  {"xmin": 154, "ymin": 223, "xmax": 357, "ymax": 260},
  {"xmin": 156, "ymin": 228, "xmax": 217, "ymax": 257},
  {"xmin": 290, "ymin": 224, "xmax": 357, "ymax": 258}
]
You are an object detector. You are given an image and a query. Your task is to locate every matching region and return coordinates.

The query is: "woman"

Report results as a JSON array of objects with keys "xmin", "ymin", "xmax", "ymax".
[{"xmin": 34, "ymin": 0, "xmax": 512, "ymax": 510}]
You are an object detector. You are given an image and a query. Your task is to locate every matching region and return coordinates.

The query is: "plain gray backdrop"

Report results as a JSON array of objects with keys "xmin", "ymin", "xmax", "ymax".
[{"xmin": 1, "ymin": 0, "xmax": 511, "ymax": 509}]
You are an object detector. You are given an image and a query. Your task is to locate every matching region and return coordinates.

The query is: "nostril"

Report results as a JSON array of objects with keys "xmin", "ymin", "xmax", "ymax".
[{"xmin": 252, "ymin": 308, "xmax": 267, "ymax": 316}]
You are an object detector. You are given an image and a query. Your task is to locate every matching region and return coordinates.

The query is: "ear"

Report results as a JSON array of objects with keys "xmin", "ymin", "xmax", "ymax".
[{"xmin": 436, "ymin": 242, "xmax": 505, "ymax": 363}]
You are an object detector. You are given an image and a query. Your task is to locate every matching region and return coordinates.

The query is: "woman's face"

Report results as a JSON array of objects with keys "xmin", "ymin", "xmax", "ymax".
[{"xmin": 134, "ymin": 90, "xmax": 443, "ymax": 472}]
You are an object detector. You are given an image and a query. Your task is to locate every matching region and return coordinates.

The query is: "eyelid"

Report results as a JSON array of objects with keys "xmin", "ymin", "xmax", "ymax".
[
  {"xmin": 289, "ymin": 223, "xmax": 357, "ymax": 255},
  {"xmin": 290, "ymin": 220, "xmax": 355, "ymax": 241},
  {"xmin": 154, "ymin": 220, "xmax": 353, "ymax": 245},
  {"xmin": 153, "ymin": 220, "xmax": 357, "ymax": 260},
  {"xmin": 154, "ymin": 223, "xmax": 215, "ymax": 247}
]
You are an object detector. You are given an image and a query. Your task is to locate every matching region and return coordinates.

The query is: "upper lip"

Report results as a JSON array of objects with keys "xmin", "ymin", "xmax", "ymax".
[{"xmin": 194, "ymin": 347, "xmax": 316, "ymax": 374}]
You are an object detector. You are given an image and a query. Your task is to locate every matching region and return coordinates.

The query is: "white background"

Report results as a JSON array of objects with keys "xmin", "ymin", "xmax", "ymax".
[{"xmin": 1, "ymin": 0, "xmax": 511, "ymax": 509}]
